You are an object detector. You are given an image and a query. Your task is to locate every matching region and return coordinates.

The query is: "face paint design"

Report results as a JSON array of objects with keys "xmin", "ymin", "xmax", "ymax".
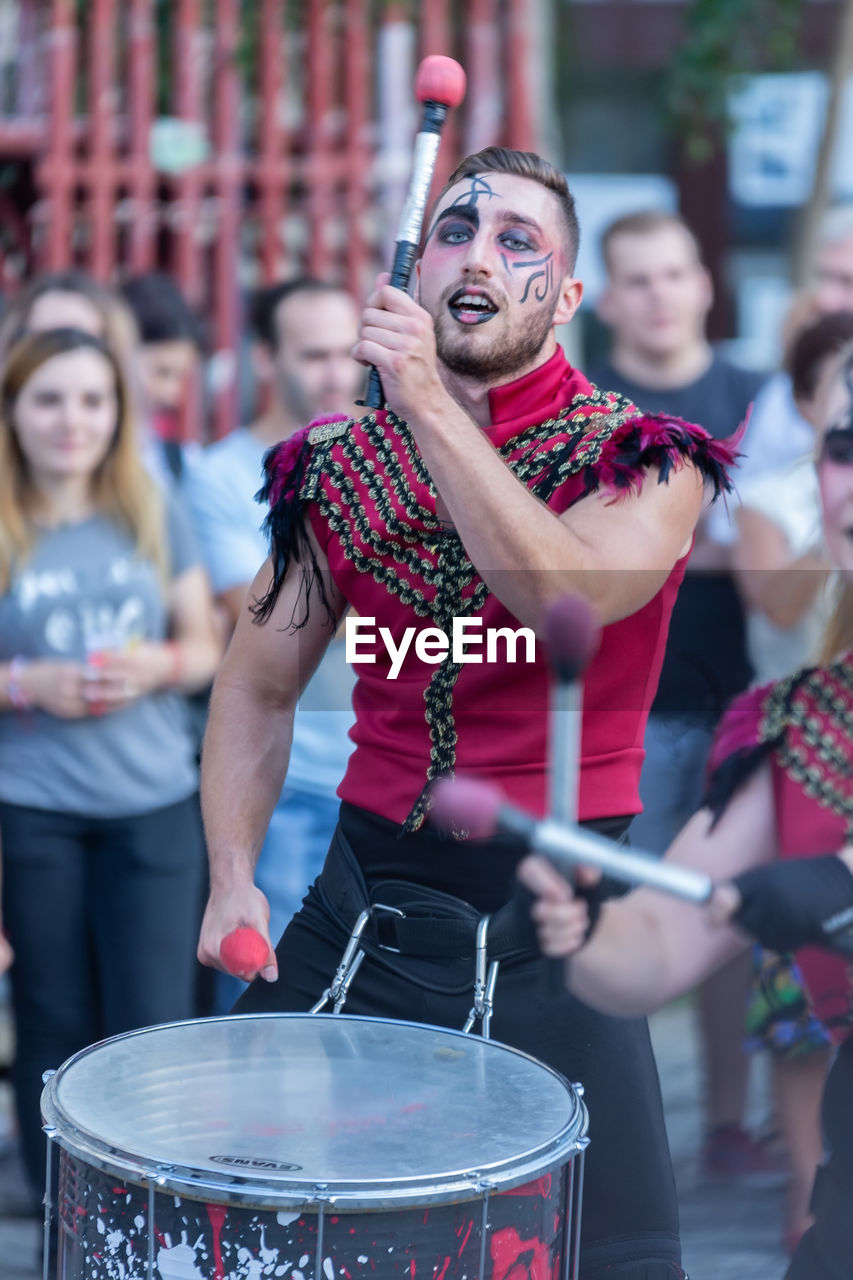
[
  {"xmin": 419, "ymin": 171, "xmax": 575, "ymax": 382},
  {"xmin": 515, "ymin": 253, "xmax": 555, "ymax": 305},
  {"xmin": 448, "ymin": 175, "xmax": 500, "ymax": 208}
]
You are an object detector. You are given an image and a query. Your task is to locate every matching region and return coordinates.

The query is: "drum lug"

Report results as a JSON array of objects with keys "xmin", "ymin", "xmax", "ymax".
[
  {"xmin": 476, "ymin": 1177, "xmax": 494, "ymax": 1280},
  {"xmin": 463, "ymin": 915, "xmax": 499, "ymax": 1038},
  {"xmin": 41, "ymin": 1128, "xmax": 55, "ymax": 1280}
]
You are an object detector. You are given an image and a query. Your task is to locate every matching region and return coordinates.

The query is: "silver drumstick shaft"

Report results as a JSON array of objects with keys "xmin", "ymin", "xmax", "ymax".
[{"xmin": 502, "ymin": 808, "xmax": 713, "ymax": 904}]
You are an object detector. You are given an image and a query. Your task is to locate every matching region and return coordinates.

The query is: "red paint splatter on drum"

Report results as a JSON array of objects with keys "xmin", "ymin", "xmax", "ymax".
[
  {"xmin": 497, "ymin": 1175, "xmax": 552, "ymax": 1199},
  {"xmin": 489, "ymin": 1226, "xmax": 551, "ymax": 1280},
  {"xmin": 400, "ymin": 1102, "xmax": 427, "ymax": 1115},
  {"xmin": 408, "ymin": 1259, "xmax": 416, "ymax": 1279},
  {"xmin": 433, "ymin": 1255, "xmax": 452, "ymax": 1280},
  {"xmin": 206, "ymin": 1203, "xmax": 227, "ymax": 1280},
  {"xmin": 456, "ymin": 1218, "xmax": 474, "ymax": 1257}
]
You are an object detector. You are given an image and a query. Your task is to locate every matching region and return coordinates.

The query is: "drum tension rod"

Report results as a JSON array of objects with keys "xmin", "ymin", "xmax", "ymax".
[
  {"xmin": 310, "ymin": 904, "xmax": 405, "ymax": 1015},
  {"xmin": 463, "ymin": 915, "xmax": 499, "ymax": 1038}
]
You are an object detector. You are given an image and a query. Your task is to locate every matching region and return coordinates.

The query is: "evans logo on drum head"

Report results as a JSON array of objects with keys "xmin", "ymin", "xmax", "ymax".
[{"xmin": 210, "ymin": 1155, "xmax": 303, "ymax": 1172}]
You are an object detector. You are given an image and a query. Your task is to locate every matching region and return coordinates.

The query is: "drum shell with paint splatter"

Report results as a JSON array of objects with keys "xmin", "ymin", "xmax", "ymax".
[{"xmin": 41, "ymin": 1013, "xmax": 589, "ymax": 1279}]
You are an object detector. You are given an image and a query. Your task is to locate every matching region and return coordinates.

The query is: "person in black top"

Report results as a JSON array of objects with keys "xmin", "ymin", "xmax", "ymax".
[
  {"xmin": 587, "ymin": 209, "xmax": 774, "ymax": 1183},
  {"xmin": 120, "ymin": 272, "xmax": 205, "ymax": 481}
]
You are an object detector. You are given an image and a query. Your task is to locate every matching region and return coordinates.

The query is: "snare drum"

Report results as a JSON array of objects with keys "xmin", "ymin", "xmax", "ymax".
[{"xmin": 41, "ymin": 1014, "xmax": 588, "ymax": 1280}]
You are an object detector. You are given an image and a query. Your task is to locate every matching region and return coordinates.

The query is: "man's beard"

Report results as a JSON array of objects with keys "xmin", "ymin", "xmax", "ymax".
[{"xmin": 434, "ymin": 305, "xmax": 555, "ymax": 381}]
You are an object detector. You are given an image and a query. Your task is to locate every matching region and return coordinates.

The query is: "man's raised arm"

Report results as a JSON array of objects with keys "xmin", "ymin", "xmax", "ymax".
[{"xmin": 197, "ymin": 539, "xmax": 347, "ymax": 979}]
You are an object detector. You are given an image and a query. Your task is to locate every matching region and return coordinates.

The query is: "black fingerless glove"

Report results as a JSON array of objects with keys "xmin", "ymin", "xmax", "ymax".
[{"xmin": 731, "ymin": 856, "xmax": 853, "ymax": 956}]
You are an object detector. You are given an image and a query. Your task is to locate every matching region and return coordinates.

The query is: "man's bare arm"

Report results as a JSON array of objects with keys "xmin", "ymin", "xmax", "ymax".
[
  {"xmin": 407, "ymin": 409, "xmax": 703, "ymax": 628},
  {"xmin": 198, "ymin": 539, "xmax": 347, "ymax": 976}
]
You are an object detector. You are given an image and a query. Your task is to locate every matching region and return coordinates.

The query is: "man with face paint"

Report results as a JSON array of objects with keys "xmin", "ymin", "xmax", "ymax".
[{"xmin": 198, "ymin": 149, "xmax": 736, "ymax": 1280}]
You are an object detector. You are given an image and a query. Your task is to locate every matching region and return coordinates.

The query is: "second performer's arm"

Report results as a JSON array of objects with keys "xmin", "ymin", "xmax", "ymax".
[
  {"xmin": 355, "ymin": 282, "xmax": 705, "ymax": 630},
  {"xmin": 518, "ymin": 762, "xmax": 779, "ymax": 1016}
]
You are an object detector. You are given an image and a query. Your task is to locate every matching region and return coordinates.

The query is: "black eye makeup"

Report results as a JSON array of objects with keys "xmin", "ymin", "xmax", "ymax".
[
  {"xmin": 437, "ymin": 221, "xmax": 474, "ymax": 244},
  {"xmin": 500, "ymin": 232, "xmax": 535, "ymax": 252},
  {"xmin": 820, "ymin": 426, "xmax": 853, "ymax": 466}
]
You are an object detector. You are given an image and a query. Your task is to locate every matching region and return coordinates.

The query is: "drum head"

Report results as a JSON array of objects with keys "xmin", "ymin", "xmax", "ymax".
[{"xmin": 42, "ymin": 1014, "xmax": 586, "ymax": 1208}]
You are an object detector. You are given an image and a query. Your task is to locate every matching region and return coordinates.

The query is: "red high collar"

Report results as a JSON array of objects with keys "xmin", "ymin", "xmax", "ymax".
[{"xmin": 484, "ymin": 347, "xmax": 595, "ymax": 448}]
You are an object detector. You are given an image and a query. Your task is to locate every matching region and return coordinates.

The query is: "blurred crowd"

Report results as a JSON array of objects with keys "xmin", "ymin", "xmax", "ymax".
[{"xmin": 1, "ymin": 196, "xmax": 852, "ymax": 1257}]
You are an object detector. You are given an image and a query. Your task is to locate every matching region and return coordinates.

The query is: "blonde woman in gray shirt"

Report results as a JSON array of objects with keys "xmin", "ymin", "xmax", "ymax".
[{"xmin": 0, "ymin": 327, "xmax": 220, "ymax": 1211}]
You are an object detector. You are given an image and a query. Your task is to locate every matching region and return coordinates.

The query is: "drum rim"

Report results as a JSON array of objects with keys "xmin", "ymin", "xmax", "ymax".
[{"xmin": 41, "ymin": 1012, "xmax": 590, "ymax": 1210}]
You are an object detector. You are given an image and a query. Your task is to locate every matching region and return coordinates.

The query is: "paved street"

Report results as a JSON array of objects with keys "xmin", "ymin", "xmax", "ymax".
[
  {"xmin": 649, "ymin": 1001, "xmax": 789, "ymax": 1279},
  {"xmin": 0, "ymin": 997, "xmax": 791, "ymax": 1279}
]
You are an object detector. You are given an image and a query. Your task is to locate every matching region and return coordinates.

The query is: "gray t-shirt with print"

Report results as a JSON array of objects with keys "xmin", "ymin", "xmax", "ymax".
[{"xmin": 0, "ymin": 498, "xmax": 200, "ymax": 817}]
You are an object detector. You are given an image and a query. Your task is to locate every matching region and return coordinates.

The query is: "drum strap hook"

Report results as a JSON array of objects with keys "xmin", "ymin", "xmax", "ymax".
[
  {"xmin": 463, "ymin": 915, "xmax": 500, "ymax": 1038},
  {"xmin": 310, "ymin": 903, "xmax": 406, "ymax": 1015}
]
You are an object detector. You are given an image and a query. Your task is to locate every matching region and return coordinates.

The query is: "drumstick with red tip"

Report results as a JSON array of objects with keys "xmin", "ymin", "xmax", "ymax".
[
  {"xmin": 220, "ymin": 927, "xmax": 272, "ymax": 981},
  {"xmin": 364, "ymin": 54, "xmax": 467, "ymax": 409},
  {"xmin": 430, "ymin": 777, "xmax": 712, "ymax": 904}
]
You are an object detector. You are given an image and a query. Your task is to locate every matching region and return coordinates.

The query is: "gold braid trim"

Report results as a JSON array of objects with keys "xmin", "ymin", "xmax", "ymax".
[
  {"xmin": 760, "ymin": 662, "xmax": 853, "ymax": 839},
  {"xmin": 299, "ymin": 391, "xmax": 653, "ymax": 829}
]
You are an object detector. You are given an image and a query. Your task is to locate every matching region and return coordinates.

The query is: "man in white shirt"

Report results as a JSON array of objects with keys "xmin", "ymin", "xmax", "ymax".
[
  {"xmin": 739, "ymin": 203, "xmax": 853, "ymax": 485},
  {"xmin": 183, "ymin": 279, "xmax": 362, "ymax": 1007}
]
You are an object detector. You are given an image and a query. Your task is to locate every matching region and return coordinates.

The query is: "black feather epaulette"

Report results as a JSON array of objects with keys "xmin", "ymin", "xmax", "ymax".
[
  {"xmin": 578, "ymin": 412, "xmax": 739, "ymax": 502},
  {"xmin": 251, "ymin": 415, "xmax": 349, "ymax": 627},
  {"xmin": 702, "ymin": 682, "xmax": 784, "ymax": 826}
]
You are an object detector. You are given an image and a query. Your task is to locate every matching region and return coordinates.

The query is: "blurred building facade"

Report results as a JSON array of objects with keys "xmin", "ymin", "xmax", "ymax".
[
  {"xmin": 554, "ymin": 0, "xmax": 850, "ymax": 370},
  {"xmin": 0, "ymin": 0, "xmax": 848, "ymax": 434},
  {"xmin": 0, "ymin": 0, "xmax": 543, "ymax": 438}
]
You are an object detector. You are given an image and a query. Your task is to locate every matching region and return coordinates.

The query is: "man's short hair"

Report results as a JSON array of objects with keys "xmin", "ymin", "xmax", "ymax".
[
  {"xmin": 249, "ymin": 278, "xmax": 350, "ymax": 350},
  {"xmin": 437, "ymin": 147, "xmax": 580, "ymax": 272},
  {"xmin": 600, "ymin": 211, "xmax": 703, "ymax": 274},
  {"xmin": 120, "ymin": 272, "xmax": 202, "ymax": 347}
]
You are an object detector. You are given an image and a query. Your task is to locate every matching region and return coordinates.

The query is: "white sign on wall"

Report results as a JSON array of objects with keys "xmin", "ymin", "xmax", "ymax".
[{"xmin": 729, "ymin": 73, "xmax": 853, "ymax": 207}]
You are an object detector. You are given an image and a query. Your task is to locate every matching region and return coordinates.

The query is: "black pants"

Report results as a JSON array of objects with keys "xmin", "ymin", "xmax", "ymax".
[
  {"xmin": 236, "ymin": 823, "xmax": 685, "ymax": 1280},
  {"xmin": 0, "ymin": 795, "xmax": 205, "ymax": 1202},
  {"xmin": 786, "ymin": 1037, "xmax": 853, "ymax": 1280}
]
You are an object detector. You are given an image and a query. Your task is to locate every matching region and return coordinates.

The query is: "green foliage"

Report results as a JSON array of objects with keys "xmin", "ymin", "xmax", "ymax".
[{"xmin": 664, "ymin": 0, "xmax": 803, "ymax": 164}]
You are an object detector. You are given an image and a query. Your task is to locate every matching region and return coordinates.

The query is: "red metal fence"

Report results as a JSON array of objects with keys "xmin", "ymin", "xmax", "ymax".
[{"xmin": 0, "ymin": 1, "xmax": 537, "ymax": 438}]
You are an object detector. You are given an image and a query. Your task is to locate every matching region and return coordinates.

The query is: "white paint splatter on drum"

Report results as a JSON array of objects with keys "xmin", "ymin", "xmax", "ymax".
[{"xmin": 156, "ymin": 1239, "xmax": 204, "ymax": 1279}]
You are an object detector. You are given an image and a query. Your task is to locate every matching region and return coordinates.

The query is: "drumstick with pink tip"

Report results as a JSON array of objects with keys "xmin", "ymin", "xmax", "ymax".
[
  {"xmin": 364, "ymin": 54, "xmax": 467, "ymax": 409},
  {"xmin": 430, "ymin": 777, "xmax": 712, "ymax": 904}
]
